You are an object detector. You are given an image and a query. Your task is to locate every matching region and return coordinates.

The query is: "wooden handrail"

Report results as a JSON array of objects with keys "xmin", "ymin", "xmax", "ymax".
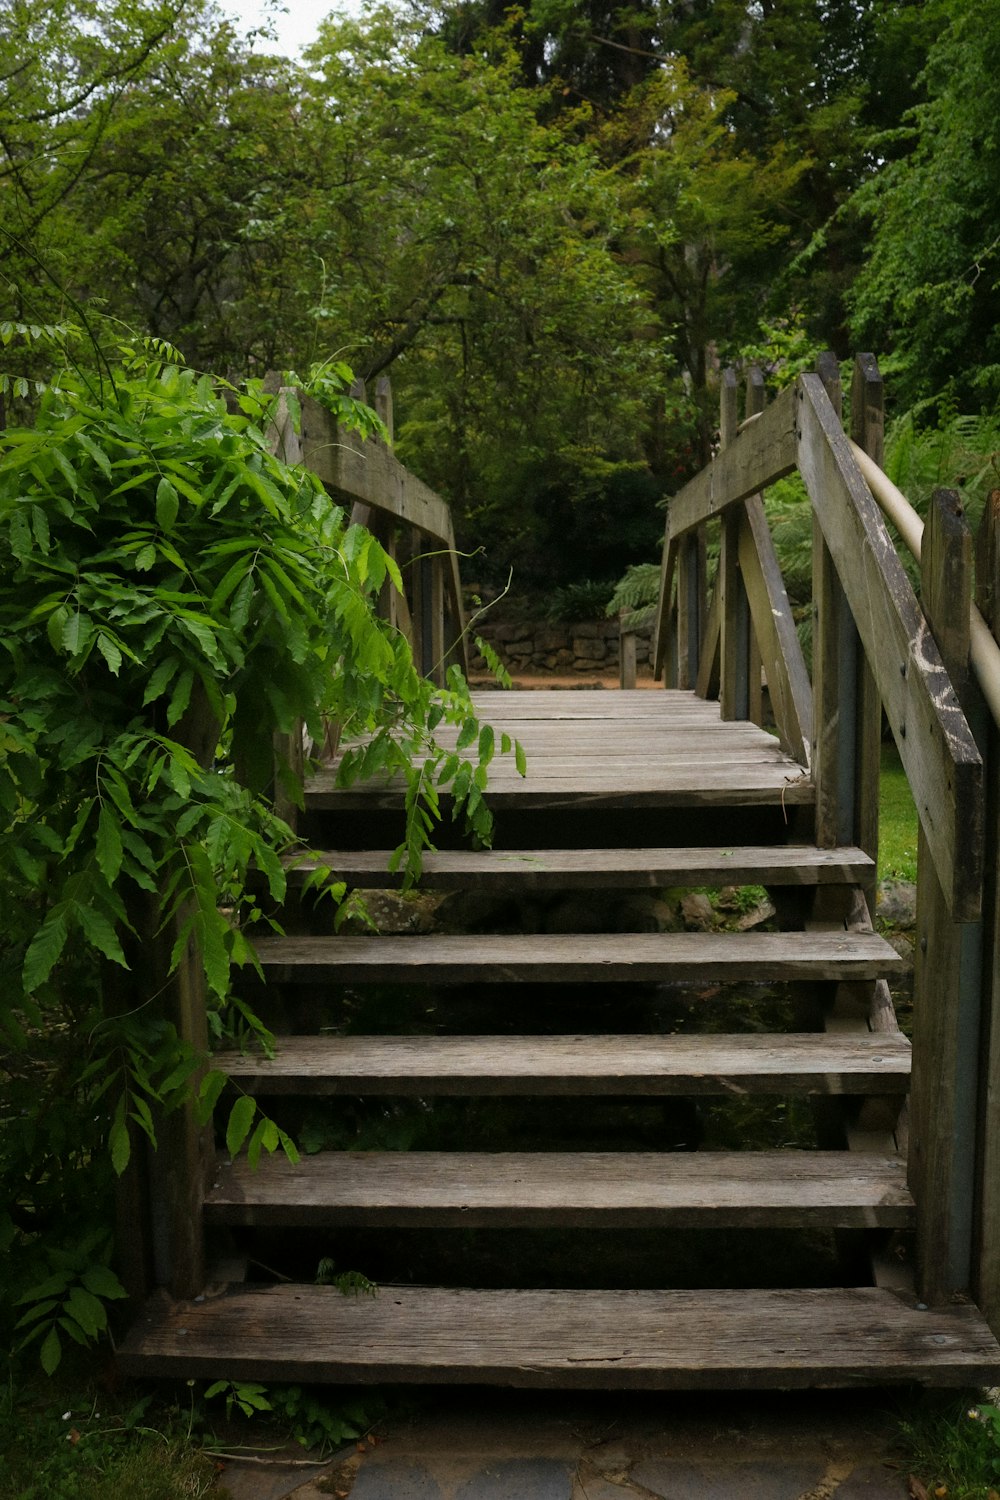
[
  {"xmin": 798, "ymin": 375, "xmax": 983, "ymax": 921},
  {"xmin": 849, "ymin": 438, "xmax": 1000, "ymax": 732},
  {"xmin": 297, "ymin": 391, "xmax": 469, "ymax": 679}
]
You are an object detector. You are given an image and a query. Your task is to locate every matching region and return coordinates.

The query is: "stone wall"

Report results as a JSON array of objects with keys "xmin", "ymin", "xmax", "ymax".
[{"xmin": 469, "ymin": 616, "xmax": 654, "ymax": 676}]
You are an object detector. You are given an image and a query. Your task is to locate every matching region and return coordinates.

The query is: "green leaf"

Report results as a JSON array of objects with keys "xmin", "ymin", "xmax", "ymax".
[
  {"xmin": 62, "ymin": 610, "xmax": 94, "ymax": 658},
  {"xmin": 40, "ymin": 1326, "xmax": 62, "ymax": 1375},
  {"xmin": 166, "ymin": 668, "xmax": 194, "ymax": 727},
  {"xmin": 75, "ymin": 905, "xmax": 128, "ymax": 969},
  {"xmin": 96, "ymin": 806, "xmax": 123, "ymax": 884},
  {"xmin": 97, "ymin": 633, "xmax": 123, "ymax": 674},
  {"xmin": 142, "ymin": 655, "xmax": 179, "ymax": 705},
  {"xmin": 226, "ymin": 1096, "xmax": 256, "ymax": 1159},
  {"xmin": 135, "ymin": 543, "xmax": 156, "ymax": 571},
  {"xmin": 23, "ymin": 906, "xmax": 70, "ymax": 992},
  {"xmin": 515, "ymin": 740, "xmax": 527, "ymax": 777},
  {"xmin": 110, "ymin": 1118, "xmax": 131, "ymax": 1176},
  {"xmin": 155, "ymin": 476, "xmax": 179, "ymax": 531},
  {"xmin": 64, "ymin": 1286, "xmax": 108, "ymax": 1338},
  {"xmin": 196, "ymin": 1069, "xmax": 228, "ymax": 1124},
  {"xmin": 81, "ymin": 1265, "xmax": 127, "ymax": 1301}
]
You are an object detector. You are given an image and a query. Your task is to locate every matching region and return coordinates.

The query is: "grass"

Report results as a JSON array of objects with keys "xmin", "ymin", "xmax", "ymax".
[
  {"xmin": 898, "ymin": 1393, "xmax": 1000, "ymax": 1499},
  {"xmin": 0, "ymin": 1372, "xmax": 222, "ymax": 1500},
  {"xmin": 879, "ymin": 741, "xmax": 919, "ymax": 886}
]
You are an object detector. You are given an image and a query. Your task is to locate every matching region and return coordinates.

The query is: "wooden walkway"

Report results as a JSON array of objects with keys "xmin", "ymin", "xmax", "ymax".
[
  {"xmin": 118, "ymin": 356, "xmax": 1000, "ymax": 1390},
  {"xmin": 308, "ymin": 689, "xmax": 816, "ymax": 810}
]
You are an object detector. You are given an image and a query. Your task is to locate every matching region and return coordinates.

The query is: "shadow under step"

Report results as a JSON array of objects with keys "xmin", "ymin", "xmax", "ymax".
[
  {"xmin": 250, "ymin": 930, "xmax": 900, "ymax": 985},
  {"xmin": 282, "ymin": 844, "xmax": 875, "ymax": 891},
  {"xmin": 118, "ymin": 1284, "xmax": 1000, "ymax": 1388},
  {"xmin": 204, "ymin": 1150, "xmax": 913, "ymax": 1230},
  {"xmin": 215, "ymin": 1032, "xmax": 911, "ymax": 1097}
]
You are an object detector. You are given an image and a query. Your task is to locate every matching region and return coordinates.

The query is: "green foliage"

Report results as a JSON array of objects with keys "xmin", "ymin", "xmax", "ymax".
[
  {"xmin": 0, "ymin": 330, "xmax": 516, "ymax": 1369},
  {"xmin": 14, "ymin": 1237, "xmax": 127, "ymax": 1375},
  {"xmin": 899, "ymin": 1394, "xmax": 1000, "ymax": 1499},
  {"xmin": 265, "ymin": 1385, "xmax": 372, "ymax": 1457},
  {"xmin": 0, "ymin": 1378, "xmax": 218, "ymax": 1500},
  {"xmin": 849, "ymin": 0, "xmax": 1000, "ymax": 409},
  {"xmin": 605, "ymin": 562, "xmax": 659, "ymax": 633},
  {"xmin": 315, "ymin": 1257, "xmax": 377, "ymax": 1298},
  {"xmin": 545, "ymin": 579, "xmax": 614, "ymax": 622}
]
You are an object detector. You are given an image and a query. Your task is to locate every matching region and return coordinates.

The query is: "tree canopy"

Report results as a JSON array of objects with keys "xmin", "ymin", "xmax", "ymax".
[{"xmin": 1, "ymin": 0, "xmax": 994, "ymax": 587}]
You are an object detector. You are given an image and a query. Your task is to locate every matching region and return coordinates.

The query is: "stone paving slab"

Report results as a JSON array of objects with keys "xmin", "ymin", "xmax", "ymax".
[{"xmin": 215, "ymin": 1390, "xmax": 916, "ymax": 1500}]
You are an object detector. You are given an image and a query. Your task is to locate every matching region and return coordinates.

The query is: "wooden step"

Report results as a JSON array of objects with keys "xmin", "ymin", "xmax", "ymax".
[
  {"xmin": 205, "ymin": 1150, "xmax": 913, "ymax": 1229},
  {"xmin": 118, "ymin": 1284, "xmax": 1000, "ymax": 1388},
  {"xmin": 215, "ymin": 1032, "xmax": 911, "ymax": 1097},
  {"xmin": 250, "ymin": 930, "xmax": 900, "ymax": 985},
  {"xmin": 282, "ymin": 844, "xmax": 874, "ymax": 891}
]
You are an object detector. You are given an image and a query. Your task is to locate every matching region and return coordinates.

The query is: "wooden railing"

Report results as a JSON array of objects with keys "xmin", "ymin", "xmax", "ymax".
[
  {"xmin": 117, "ymin": 376, "xmax": 469, "ymax": 1303},
  {"xmin": 267, "ymin": 376, "xmax": 468, "ymax": 688},
  {"xmin": 652, "ymin": 354, "xmax": 1000, "ymax": 1329}
]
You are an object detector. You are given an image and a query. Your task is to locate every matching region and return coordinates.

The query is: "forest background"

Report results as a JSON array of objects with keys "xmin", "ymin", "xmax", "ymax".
[{"xmin": 5, "ymin": 0, "xmax": 1000, "ymax": 603}]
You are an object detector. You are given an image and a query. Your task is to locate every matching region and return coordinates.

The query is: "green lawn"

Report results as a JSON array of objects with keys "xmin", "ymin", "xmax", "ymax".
[{"xmin": 878, "ymin": 742, "xmax": 919, "ymax": 885}]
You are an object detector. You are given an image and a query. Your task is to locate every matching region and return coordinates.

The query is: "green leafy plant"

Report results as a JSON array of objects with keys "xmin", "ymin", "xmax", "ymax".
[
  {"xmin": 0, "ymin": 327, "xmax": 519, "ymax": 1369},
  {"xmin": 13, "ymin": 1235, "xmax": 127, "ymax": 1375}
]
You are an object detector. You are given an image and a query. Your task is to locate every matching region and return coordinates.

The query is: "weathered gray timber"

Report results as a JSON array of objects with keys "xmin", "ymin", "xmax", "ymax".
[
  {"xmin": 205, "ymin": 1150, "xmax": 913, "ymax": 1230},
  {"xmin": 664, "ymin": 383, "xmax": 798, "ymax": 539},
  {"xmin": 909, "ymin": 490, "xmax": 985, "ymax": 1302},
  {"xmin": 251, "ymin": 928, "xmax": 900, "ymax": 985},
  {"xmin": 282, "ymin": 843, "xmax": 875, "ymax": 890},
  {"xmin": 737, "ymin": 495, "xmax": 811, "ymax": 765},
  {"xmin": 215, "ymin": 1031, "xmax": 911, "ymax": 1097},
  {"xmin": 798, "ymin": 375, "xmax": 983, "ymax": 921},
  {"xmin": 118, "ymin": 1286, "xmax": 1000, "ymax": 1388}
]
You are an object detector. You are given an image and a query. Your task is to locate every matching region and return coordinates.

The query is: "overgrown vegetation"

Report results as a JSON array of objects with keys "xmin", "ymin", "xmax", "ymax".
[{"xmin": 0, "ymin": 325, "xmax": 518, "ymax": 1374}]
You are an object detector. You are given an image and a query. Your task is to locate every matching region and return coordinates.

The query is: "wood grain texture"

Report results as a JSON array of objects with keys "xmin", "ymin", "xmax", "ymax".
[
  {"xmin": 214, "ymin": 1030, "xmax": 911, "ymax": 1097},
  {"xmin": 738, "ymin": 496, "xmax": 812, "ymax": 766},
  {"xmin": 799, "ymin": 375, "xmax": 983, "ymax": 920},
  {"xmin": 282, "ymin": 843, "xmax": 875, "ymax": 891},
  {"xmin": 667, "ymin": 383, "xmax": 798, "ymax": 540},
  {"xmin": 250, "ymin": 929, "xmax": 901, "ymax": 985},
  {"xmin": 118, "ymin": 1285, "xmax": 1000, "ymax": 1387},
  {"xmin": 311, "ymin": 688, "xmax": 815, "ymax": 812},
  {"xmin": 204, "ymin": 1150, "xmax": 914, "ymax": 1230}
]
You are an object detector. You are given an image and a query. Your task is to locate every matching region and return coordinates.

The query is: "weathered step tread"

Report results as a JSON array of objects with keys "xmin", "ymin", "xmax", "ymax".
[
  {"xmin": 251, "ymin": 930, "xmax": 900, "ymax": 984},
  {"xmin": 282, "ymin": 844, "xmax": 875, "ymax": 891},
  {"xmin": 205, "ymin": 1150, "xmax": 914, "ymax": 1229},
  {"xmin": 118, "ymin": 1285, "xmax": 1000, "ymax": 1388},
  {"xmin": 215, "ymin": 1031, "xmax": 911, "ymax": 1096}
]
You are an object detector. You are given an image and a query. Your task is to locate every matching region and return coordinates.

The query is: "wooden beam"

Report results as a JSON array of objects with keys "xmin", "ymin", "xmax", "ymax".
[
  {"xmin": 737, "ymin": 497, "xmax": 811, "ymax": 765},
  {"xmin": 848, "ymin": 353, "xmax": 885, "ymax": 911},
  {"xmin": 666, "ymin": 383, "xmax": 798, "ymax": 539},
  {"xmin": 651, "ymin": 530, "xmax": 678, "ymax": 681},
  {"xmin": 719, "ymin": 370, "xmax": 750, "ymax": 721},
  {"xmin": 797, "ymin": 374, "xmax": 983, "ymax": 921}
]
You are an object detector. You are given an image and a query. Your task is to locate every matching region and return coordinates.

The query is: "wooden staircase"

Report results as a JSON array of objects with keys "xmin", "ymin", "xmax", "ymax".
[{"xmin": 119, "ymin": 706, "xmax": 1000, "ymax": 1386}]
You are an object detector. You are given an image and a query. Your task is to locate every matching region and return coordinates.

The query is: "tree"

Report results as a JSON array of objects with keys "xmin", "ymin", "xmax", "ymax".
[{"xmin": 849, "ymin": 0, "xmax": 1000, "ymax": 409}]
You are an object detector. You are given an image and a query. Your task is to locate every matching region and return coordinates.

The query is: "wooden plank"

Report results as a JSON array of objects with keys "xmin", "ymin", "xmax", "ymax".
[
  {"xmin": 738, "ymin": 497, "xmax": 812, "ymax": 766},
  {"xmin": 695, "ymin": 582, "xmax": 721, "ymax": 699},
  {"xmin": 651, "ymin": 531, "xmax": 678, "ymax": 681},
  {"xmin": 675, "ymin": 532, "xmax": 705, "ymax": 689},
  {"xmin": 798, "ymin": 374, "xmax": 983, "ymax": 921},
  {"xmin": 305, "ymin": 778, "xmax": 816, "ymax": 812},
  {"xmin": 666, "ymin": 384, "xmax": 798, "ymax": 540},
  {"xmin": 298, "ymin": 393, "xmax": 468, "ymax": 676},
  {"xmin": 719, "ymin": 369, "xmax": 750, "ymax": 721},
  {"xmin": 282, "ymin": 843, "xmax": 875, "ymax": 891},
  {"xmin": 250, "ymin": 929, "xmax": 900, "ymax": 985},
  {"xmin": 118, "ymin": 1285, "xmax": 1000, "ymax": 1388},
  {"xmin": 215, "ymin": 1031, "xmax": 910, "ymax": 1097},
  {"xmin": 849, "ymin": 354, "xmax": 885, "ymax": 911},
  {"xmin": 909, "ymin": 488, "xmax": 983, "ymax": 1305},
  {"xmin": 618, "ymin": 610, "xmax": 637, "ymax": 689},
  {"xmin": 205, "ymin": 1150, "xmax": 913, "ymax": 1230},
  {"xmin": 975, "ymin": 493, "xmax": 1000, "ymax": 1332}
]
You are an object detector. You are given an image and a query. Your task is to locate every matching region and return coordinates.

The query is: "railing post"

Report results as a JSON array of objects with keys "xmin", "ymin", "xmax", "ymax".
[
  {"xmin": 619, "ymin": 608, "xmax": 638, "ymax": 689},
  {"xmin": 849, "ymin": 355, "xmax": 885, "ymax": 910},
  {"xmin": 811, "ymin": 353, "xmax": 861, "ymax": 849},
  {"xmin": 910, "ymin": 488, "xmax": 983, "ymax": 1303},
  {"xmin": 744, "ymin": 369, "xmax": 765, "ymax": 726},
  {"xmin": 719, "ymin": 368, "xmax": 751, "ymax": 719},
  {"xmin": 975, "ymin": 491, "xmax": 1000, "ymax": 1329}
]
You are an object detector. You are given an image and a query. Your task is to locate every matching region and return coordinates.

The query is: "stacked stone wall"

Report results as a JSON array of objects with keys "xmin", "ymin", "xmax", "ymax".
[{"xmin": 469, "ymin": 617, "xmax": 653, "ymax": 675}]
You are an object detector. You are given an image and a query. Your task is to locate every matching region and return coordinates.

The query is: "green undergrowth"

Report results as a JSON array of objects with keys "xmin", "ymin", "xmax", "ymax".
[
  {"xmin": 879, "ymin": 742, "xmax": 919, "ymax": 888},
  {"xmin": 0, "ymin": 1362, "xmax": 384, "ymax": 1500},
  {"xmin": 898, "ymin": 1392, "xmax": 1000, "ymax": 1499}
]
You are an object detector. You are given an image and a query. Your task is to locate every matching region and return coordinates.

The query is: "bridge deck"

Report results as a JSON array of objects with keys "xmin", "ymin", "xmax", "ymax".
[{"xmin": 309, "ymin": 689, "xmax": 814, "ymax": 811}]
